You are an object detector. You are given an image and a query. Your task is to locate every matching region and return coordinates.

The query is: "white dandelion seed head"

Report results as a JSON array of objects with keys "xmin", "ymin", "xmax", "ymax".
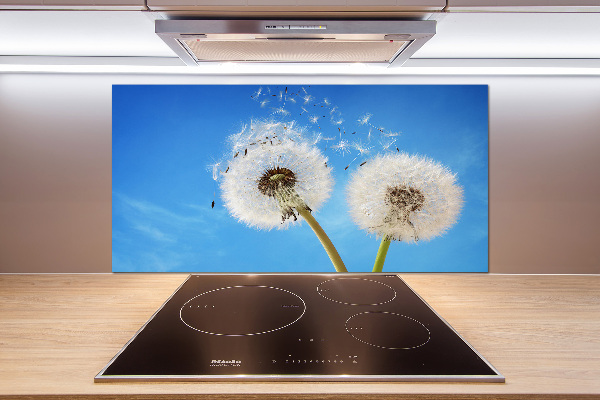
[
  {"xmin": 228, "ymin": 124, "xmax": 252, "ymax": 154},
  {"xmin": 309, "ymin": 115, "xmax": 319, "ymax": 124},
  {"xmin": 220, "ymin": 123, "xmax": 333, "ymax": 230},
  {"xmin": 346, "ymin": 153, "xmax": 463, "ymax": 243}
]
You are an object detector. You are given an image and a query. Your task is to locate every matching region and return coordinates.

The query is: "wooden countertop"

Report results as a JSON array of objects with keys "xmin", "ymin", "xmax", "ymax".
[{"xmin": 0, "ymin": 273, "xmax": 598, "ymax": 399}]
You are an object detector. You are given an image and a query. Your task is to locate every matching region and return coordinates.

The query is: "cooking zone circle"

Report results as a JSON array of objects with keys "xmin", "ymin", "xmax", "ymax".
[
  {"xmin": 180, "ymin": 286, "xmax": 306, "ymax": 336},
  {"xmin": 316, "ymin": 278, "xmax": 397, "ymax": 305},
  {"xmin": 345, "ymin": 311, "xmax": 431, "ymax": 350}
]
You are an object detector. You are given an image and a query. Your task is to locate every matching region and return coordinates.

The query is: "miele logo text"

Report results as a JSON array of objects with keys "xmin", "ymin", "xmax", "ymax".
[{"xmin": 210, "ymin": 359, "xmax": 242, "ymax": 367}]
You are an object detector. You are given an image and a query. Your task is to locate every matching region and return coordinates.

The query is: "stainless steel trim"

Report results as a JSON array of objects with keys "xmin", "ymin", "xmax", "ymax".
[{"xmin": 96, "ymin": 373, "xmax": 505, "ymax": 382}]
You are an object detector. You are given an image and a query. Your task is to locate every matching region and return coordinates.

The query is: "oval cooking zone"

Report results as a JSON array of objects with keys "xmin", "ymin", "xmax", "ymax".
[
  {"xmin": 345, "ymin": 311, "xmax": 430, "ymax": 350},
  {"xmin": 180, "ymin": 285, "xmax": 306, "ymax": 336},
  {"xmin": 316, "ymin": 277, "xmax": 397, "ymax": 305}
]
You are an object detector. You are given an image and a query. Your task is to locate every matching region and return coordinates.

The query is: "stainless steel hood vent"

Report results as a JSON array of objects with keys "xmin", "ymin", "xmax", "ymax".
[{"xmin": 155, "ymin": 20, "xmax": 436, "ymax": 67}]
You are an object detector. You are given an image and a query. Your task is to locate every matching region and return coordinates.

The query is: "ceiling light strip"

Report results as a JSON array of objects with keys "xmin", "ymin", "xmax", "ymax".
[{"xmin": 0, "ymin": 61, "xmax": 599, "ymax": 75}]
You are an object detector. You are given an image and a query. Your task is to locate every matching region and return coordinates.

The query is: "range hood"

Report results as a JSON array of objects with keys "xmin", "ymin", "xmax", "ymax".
[{"xmin": 155, "ymin": 20, "xmax": 436, "ymax": 67}]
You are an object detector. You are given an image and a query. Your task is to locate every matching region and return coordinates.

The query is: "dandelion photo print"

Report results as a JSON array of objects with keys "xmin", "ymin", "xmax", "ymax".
[{"xmin": 112, "ymin": 85, "xmax": 488, "ymax": 273}]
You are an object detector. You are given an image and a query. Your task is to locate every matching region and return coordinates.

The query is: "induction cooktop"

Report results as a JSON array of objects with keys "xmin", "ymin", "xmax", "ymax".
[{"xmin": 95, "ymin": 274, "xmax": 504, "ymax": 382}]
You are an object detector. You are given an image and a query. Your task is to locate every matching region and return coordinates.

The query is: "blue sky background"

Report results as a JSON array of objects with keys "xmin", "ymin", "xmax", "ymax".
[{"xmin": 112, "ymin": 85, "xmax": 488, "ymax": 273}]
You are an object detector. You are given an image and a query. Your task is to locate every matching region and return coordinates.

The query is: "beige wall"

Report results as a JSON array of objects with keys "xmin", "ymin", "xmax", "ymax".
[{"xmin": 1, "ymin": 73, "xmax": 599, "ymax": 274}]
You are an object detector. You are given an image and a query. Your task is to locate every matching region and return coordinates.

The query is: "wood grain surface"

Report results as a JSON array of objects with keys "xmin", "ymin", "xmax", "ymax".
[{"xmin": 0, "ymin": 273, "xmax": 598, "ymax": 400}]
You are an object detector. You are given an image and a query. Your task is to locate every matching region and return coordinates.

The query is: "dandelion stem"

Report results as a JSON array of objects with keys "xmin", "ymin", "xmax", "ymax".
[
  {"xmin": 372, "ymin": 235, "xmax": 392, "ymax": 273},
  {"xmin": 296, "ymin": 207, "xmax": 347, "ymax": 273}
]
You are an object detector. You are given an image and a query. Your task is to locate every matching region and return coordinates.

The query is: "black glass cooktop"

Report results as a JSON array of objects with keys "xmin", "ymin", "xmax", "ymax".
[{"xmin": 95, "ymin": 274, "xmax": 504, "ymax": 382}]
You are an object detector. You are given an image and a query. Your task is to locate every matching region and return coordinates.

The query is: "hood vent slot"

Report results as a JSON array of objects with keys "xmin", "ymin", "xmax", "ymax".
[{"xmin": 181, "ymin": 39, "xmax": 409, "ymax": 63}]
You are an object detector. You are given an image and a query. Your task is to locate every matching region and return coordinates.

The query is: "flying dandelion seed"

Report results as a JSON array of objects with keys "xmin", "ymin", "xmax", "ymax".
[
  {"xmin": 303, "ymin": 95, "xmax": 313, "ymax": 104},
  {"xmin": 331, "ymin": 139, "xmax": 352, "ymax": 156},
  {"xmin": 323, "ymin": 98, "xmax": 331, "ymax": 106},
  {"xmin": 384, "ymin": 131, "xmax": 401, "ymax": 137},
  {"xmin": 381, "ymin": 137, "xmax": 396, "ymax": 151},
  {"xmin": 358, "ymin": 113, "xmax": 372, "ymax": 125},
  {"xmin": 209, "ymin": 161, "xmax": 221, "ymax": 181},
  {"xmin": 260, "ymin": 99, "xmax": 269, "ymax": 108},
  {"xmin": 346, "ymin": 152, "xmax": 463, "ymax": 272},
  {"xmin": 342, "ymin": 141, "xmax": 372, "ymax": 170},
  {"xmin": 312, "ymin": 132, "xmax": 323, "ymax": 146},
  {"xmin": 252, "ymin": 87, "xmax": 263, "ymax": 99},
  {"xmin": 353, "ymin": 141, "xmax": 373, "ymax": 156},
  {"xmin": 309, "ymin": 115, "xmax": 320, "ymax": 124},
  {"xmin": 272, "ymin": 107, "xmax": 290, "ymax": 116},
  {"xmin": 332, "ymin": 118, "xmax": 344, "ymax": 125}
]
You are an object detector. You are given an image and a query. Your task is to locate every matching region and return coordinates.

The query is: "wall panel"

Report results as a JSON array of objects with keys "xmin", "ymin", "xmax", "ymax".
[{"xmin": 1, "ymin": 73, "xmax": 598, "ymax": 273}]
